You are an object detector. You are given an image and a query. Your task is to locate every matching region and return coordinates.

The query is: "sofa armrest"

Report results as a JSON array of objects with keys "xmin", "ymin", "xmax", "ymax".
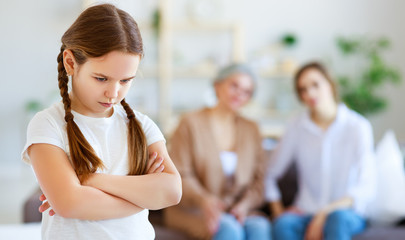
[{"xmin": 23, "ymin": 188, "xmax": 42, "ymax": 223}]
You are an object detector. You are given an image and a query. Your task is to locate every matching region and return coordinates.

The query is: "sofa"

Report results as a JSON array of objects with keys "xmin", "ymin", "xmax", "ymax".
[{"xmin": 24, "ymin": 163, "xmax": 405, "ymax": 240}]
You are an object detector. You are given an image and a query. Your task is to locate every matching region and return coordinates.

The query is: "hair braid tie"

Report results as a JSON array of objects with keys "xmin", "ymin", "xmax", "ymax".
[
  {"xmin": 65, "ymin": 112, "xmax": 74, "ymax": 122},
  {"xmin": 127, "ymin": 110, "xmax": 135, "ymax": 119}
]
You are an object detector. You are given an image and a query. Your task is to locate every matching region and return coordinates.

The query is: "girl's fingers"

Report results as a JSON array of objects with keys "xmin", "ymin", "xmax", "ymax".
[
  {"xmin": 39, "ymin": 194, "xmax": 46, "ymax": 201},
  {"xmin": 39, "ymin": 201, "xmax": 50, "ymax": 213},
  {"xmin": 49, "ymin": 209, "xmax": 55, "ymax": 216},
  {"xmin": 146, "ymin": 152, "xmax": 158, "ymax": 170},
  {"xmin": 152, "ymin": 158, "xmax": 164, "ymax": 173},
  {"xmin": 156, "ymin": 164, "xmax": 164, "ymax": 173},
  {"xmin": 148, "ymin": 157, "xmax": 164, "ymax": 174}
]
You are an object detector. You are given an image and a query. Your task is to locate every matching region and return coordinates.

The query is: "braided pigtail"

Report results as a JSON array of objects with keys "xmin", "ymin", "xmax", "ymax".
[
  {"xmin": 121, "ymin": 99, "xmax": 148, "ymax": 175},
  {"xmin": 57, "ymin": 46, "xmax": 104, "ymax": 182}
]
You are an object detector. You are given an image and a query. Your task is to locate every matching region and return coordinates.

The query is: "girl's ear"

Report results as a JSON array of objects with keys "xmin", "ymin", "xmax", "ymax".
[{"xmin": 63, "ymin": 49, "xmax": 77, "ymax": 75}]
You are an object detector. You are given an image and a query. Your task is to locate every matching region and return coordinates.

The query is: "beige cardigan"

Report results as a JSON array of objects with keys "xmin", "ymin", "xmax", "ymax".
[{"xmin": 164, "ymin": 108, "xmax": 267, "ymax": 239}]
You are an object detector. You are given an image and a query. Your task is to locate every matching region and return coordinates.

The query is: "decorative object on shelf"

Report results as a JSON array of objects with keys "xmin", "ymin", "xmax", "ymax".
[
  {"xmin": 151, "ymin": 8, "xmax": 161, "ymax": 37},
  {"xmin": 279, "ymin": 32, "xmax": 299, "ymax": 75},
  {"xmin": 336, "ymin": 36, "xmax": 401, "ymax": 115},
  {"xmin": 281, "ymin": 33, "xmax": 298, "ymax": 48}
]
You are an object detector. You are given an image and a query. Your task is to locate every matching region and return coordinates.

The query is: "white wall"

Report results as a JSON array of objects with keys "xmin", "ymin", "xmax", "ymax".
[
  {"xmin": 239, "ymin": 0, "xmax": 405, "ymax": 142},
  {"xmin": 1, "ymin": 0, "xmax": 405, "ymax": 169}
]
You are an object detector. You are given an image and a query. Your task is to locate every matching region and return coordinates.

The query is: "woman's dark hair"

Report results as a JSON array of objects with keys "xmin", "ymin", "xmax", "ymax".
[
  {"xmin": 57, "ymin": 4, "xmax": 147, "ymax": 181},
  {"xmin": 294, "ymin": 62, "xmax": 338, "ymax": 102}
]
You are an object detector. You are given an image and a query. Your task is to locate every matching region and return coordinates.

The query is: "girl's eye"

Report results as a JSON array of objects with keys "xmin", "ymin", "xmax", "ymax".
[
  {"xmin": 120, "ymin": 79, "xmax": 133, "ymax": 84},
  {"xmin": 95, "ymin": 77, "xmax": 107, "ymax": 82}
]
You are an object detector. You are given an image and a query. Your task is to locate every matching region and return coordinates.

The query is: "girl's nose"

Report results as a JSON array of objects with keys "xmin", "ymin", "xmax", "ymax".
[{"xmin": 105, "ymin": 83, "xmax": 119, "ymax": 99}]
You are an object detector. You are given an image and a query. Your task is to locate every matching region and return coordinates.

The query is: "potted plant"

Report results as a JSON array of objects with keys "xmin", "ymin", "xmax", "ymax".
[{"xmin": 336, "ymin": 36, "xmax": 401, "ymax": 115}]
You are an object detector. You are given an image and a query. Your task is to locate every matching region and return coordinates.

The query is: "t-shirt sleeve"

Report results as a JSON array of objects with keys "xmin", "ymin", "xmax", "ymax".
[
  {"xmin": 135, "ymin": 112, "xmax": 166, "ymax": 146},
  {"xmin": 21, "ymin": 111, "xmax": 65, "ymax": 165}
]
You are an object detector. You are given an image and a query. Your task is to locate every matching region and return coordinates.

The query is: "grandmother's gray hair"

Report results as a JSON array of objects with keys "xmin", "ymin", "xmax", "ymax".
[{"xmin": 213, "ymin": 63, "xmax": 256, "ymax": 85}]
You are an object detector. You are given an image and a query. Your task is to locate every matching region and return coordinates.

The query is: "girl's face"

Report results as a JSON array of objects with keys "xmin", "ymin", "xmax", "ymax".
[
  {"xmin": 297, "ymin": 68, "xmax": 335, "ymax": 111},
  {"xmin": 68, "ymin": 51, "xmax": 141, "ymax": 118},
  {"xmin": 215, "ymin": 73, "xmax": 254, "ymax": 111}
]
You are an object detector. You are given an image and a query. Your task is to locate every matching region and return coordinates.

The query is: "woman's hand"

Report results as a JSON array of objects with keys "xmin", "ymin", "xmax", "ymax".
[
  {"xmin": 230, "ymin": 201, "xmax": 249, "ymax": 224},
  {"xmin": 285, "ymin": 205, "xmax": 304, "ymax": 215},
  {"xmin": 304, "ymin": 211, "xmax": 327, "ymax": 240},
  {"xmin": 201, "ymin": 195, "xmax": 225, "ymax": 235},
  {"xmin": 270, "ymin": 201, "xmax": 285, "ymax": 219}
]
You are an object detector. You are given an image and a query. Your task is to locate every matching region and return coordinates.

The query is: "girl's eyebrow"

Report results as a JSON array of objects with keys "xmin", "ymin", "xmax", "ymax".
[{"xmin": 93, "ymin": 72, "xmax": 136, "ymax": 81}]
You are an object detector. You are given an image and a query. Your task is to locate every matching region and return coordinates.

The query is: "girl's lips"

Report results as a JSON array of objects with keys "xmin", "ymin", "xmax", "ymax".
[{"xmin": 99, "ymin": 102, "xmax": 113, "ymax": 108}]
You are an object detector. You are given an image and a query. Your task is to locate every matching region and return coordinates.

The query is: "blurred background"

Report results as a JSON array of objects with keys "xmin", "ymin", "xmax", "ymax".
[{"xmin": 1, "ymin": 0, "xmax": 405, "ymax": 227}]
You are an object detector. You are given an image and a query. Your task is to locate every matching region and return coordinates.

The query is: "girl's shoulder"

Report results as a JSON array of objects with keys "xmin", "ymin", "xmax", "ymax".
[
  {"xmin": 29, "ymin": 102, "xmax": 66, "ymax": 129},
  {"xmin": 114, "ymin": 104, "xmax": 156, "ymax": 127},
  {"xmin": 114, "ymin": 105, "xmax": 165, "ymax": 145},
  {"xmin": 338, "ymin": 104, "xmax": 372, "ymax": 130}
]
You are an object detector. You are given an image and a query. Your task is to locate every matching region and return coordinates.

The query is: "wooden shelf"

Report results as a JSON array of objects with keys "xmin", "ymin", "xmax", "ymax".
[
  {"xmin": 140, "ymin": 64, "xmax": 216, "ymax": 79},
  {"xmin": 140, "ymin": 65, "xmax": 294, "ymax": 79},
  {"xmin": 172, "ymin": 21, "xmax": 239, "ymax": 32}
]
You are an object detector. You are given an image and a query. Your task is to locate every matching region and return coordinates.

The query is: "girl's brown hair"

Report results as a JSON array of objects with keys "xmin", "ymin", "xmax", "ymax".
[
  {"xmin": 57, "ymin": 4, "xmax": 147, "ymax": 181},
  {"xmin": 294, "ymin": 62, "xmax": 339, "ymax": 103}
]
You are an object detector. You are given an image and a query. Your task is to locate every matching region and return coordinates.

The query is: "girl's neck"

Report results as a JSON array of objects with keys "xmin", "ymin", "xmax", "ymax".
[{"xmin": 310, "ymin": 102, "xmax": 338, "ymax": 130}]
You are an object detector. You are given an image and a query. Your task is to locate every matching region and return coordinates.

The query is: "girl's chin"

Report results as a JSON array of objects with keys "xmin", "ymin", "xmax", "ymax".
[{"xmin": 229, "ymin": 105, "xmax": 242, "ymax": 112}]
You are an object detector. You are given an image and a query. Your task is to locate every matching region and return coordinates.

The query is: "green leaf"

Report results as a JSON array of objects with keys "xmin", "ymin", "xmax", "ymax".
[{"xmin": 336, "ymin": 35, "xmax": 401, "ymax": 115}]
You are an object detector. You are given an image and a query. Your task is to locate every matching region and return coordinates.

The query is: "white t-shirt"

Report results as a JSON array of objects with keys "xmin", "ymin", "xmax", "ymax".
[
  {"xmin": 265, "ymin": 104, "xmax": 376, "ymax": 216},
  {"xmin": 21, "ymin": 102, "xmax": 165, "ymax": 240}
]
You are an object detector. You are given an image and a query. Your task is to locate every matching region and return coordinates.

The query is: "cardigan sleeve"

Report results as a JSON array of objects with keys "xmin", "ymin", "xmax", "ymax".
[
  {"xmin": 237, "ymin": 123, "xmax": 267, "ymax": 210},
  {"xmin": 169, "ymin": 115, "xmax": 208, "ymax": 207}
]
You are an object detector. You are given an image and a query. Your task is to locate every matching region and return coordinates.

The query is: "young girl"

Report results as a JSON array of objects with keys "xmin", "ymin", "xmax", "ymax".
[
  {"xmin": 265, "ymin": 62, "xmax": 376, "ymax": 240},
  {"xmin": 21, "ymin": 4, "xmax": 181, "ymax": 240},
  {"xmin": 165, "ymin": 64, "xmax": 271, "ymax": 240}
]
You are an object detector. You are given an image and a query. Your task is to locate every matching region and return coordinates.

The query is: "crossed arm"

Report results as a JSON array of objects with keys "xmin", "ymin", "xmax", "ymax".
[{"xmin": 28, "ymin": 141, "xmax": 182, "ymax": 221}]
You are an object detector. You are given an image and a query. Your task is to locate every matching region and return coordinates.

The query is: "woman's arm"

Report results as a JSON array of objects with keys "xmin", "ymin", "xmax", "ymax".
[
  {"xmin": 346, "ymin": 121, "xmax": 376, "ymax": 214},
  {"xmin": 29, "ymin": 143, "xmax": 143, "ymax": 220},
  {"xmin": 169, "ymin": 117, "xmax": 210, "ymax": 207},
  {"xmin": 266, "ymin": 122, "xmax": 298, "ymax": 218},
  {"xmin": 230, "ymin": 125, "xmax": 268, "ymax": 222},
  {"xmin": 304, "ymin": 197, "xmax": 353, "ymax": 240},
  {"xmin": 84, "ymin": 140, "xmax": 182, "ymax": 210},
  {"xmin": 319, "ymin": 196, "xmax": 353, "ymax": 215}
]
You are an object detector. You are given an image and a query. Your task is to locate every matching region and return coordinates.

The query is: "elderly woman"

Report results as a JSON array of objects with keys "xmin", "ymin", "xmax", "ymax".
[{"xmin": 164, "ymin": 64, "xmax": 271, "ymax": 240}]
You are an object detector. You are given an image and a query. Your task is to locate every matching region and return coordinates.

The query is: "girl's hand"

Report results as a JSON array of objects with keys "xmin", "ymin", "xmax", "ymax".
[
  {"xmin": 304, "ymin": 211, "xmax": 327, "ymax": 240},
  {"xmin": 146, "ymin": 152, "xmax": 164, "ymax": 174},
  {"xmin": 201, "ymin": 195, "xmax": 225, "ymax": 234},
  {"xmin": 38, "ymin": 194, "xmax": 55, "ymax": 216}
]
